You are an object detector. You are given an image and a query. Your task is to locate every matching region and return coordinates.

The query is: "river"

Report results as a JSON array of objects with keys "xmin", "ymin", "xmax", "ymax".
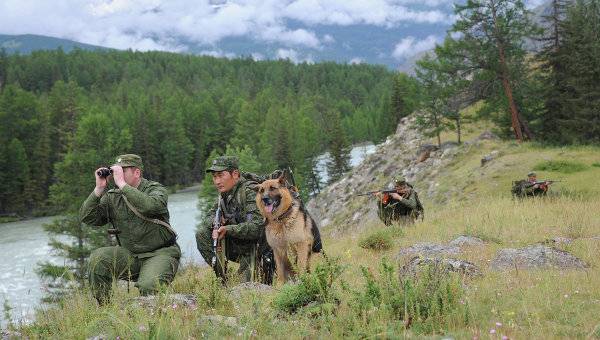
[{"xmin": 0, "ymin": 188, "xmax": 203, "ymax": 325}]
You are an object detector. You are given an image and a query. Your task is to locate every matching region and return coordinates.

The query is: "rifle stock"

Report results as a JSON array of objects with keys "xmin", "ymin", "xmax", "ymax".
[{"xmin": 357, "ymin": 189, "xmax": 397, "ymax": 196}]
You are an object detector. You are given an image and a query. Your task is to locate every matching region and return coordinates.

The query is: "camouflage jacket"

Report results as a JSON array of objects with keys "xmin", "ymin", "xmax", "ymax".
[
  {"xmin": 202, "ymin": 178, "xmax": 265, "ymax": 244},
  {"xmin": 79, "ymin": 178, "xmax": 180, "ymax": 258},
  {"xmin": 377, "ymin": 190, "xmax": 418, "ymax": 223}
]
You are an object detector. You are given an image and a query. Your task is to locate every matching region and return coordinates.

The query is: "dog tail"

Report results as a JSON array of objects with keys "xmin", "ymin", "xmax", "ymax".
[{"xmin": 308, "ymin": 214, "xmax": 323, "ymax": 253}]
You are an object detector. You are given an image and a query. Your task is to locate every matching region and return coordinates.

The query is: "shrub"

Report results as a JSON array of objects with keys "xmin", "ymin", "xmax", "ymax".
[
  {"xmin": 533, "ymin": 160, "xmax": 588, "ymax": 173},
  {"xmin": 358, "ymin": 227, "xmax": 403, "ymax": 250},
  {"xmin": 592, "ymin": 162, "xmax": 600, "ymax": 168},
  {"xmin": 273, "ymin": 256, "xmax": 344, "ymax": 314},
  {"xmin": 350, "ymin": 258, "xmax": 470, "ymax": 334}
]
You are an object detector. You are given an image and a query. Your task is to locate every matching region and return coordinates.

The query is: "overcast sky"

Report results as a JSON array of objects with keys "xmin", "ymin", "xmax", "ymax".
[{"xmin": 0, "ymin": 0, "xmax": 546, "ymax": 60}]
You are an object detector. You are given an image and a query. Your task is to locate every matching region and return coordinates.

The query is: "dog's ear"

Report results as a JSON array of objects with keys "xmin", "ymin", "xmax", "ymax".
[{"xmin": 278, "ymin": 172, "xmax": 287, "ymax": 185}]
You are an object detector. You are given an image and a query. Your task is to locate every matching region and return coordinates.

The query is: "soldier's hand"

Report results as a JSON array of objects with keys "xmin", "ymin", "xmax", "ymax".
[
  {"xmin": 111, "ymin": 165, "xmax": 126, "ymax": 189},
  {"xmin": 533, "ymin": 184, "xmax": 540, "ymax": 189},
  {"xmin": 390, "ymin": 192, "xmax": 402, "ymax": 200},
  {"xmin": 213, "ymin": 226, "xmax": 227, "ymax": 240},
  {"xmin": 372, "ymin": 191, "xmax": 382, "ymax": 198},
  {"xmin": 94, "ymin": 168, "xmax": 109, "ymax": 197}
]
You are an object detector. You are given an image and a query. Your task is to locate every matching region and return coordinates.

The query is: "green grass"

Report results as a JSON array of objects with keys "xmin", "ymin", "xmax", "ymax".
[
  {"xmin": 13, "ymin": 132, "xmax": 600, "ymax": 339},
  {"xmin": 533, "ymin": 160, "xmax": 589, "ymax": 173}
]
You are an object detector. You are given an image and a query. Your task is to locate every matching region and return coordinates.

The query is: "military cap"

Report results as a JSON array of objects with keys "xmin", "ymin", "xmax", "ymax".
[
  {"xmin": 206, "ymin": 156, "xmax": 239, "ymax": 173},
  {"xmin": 115, "ymin": 154, "xmax": 144, "ymax": 170},
  {"xmin": 527, "ymin": 171, "xmax": 536, "ymax": 177},
  {"xmin": 394, "ymin": 176, "xmax": 407, "ymax": 185}
]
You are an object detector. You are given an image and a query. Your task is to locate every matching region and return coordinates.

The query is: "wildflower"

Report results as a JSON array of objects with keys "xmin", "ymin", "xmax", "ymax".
[
  {"xmin": 564, "ymin": 294, "xmax": 569, "ymax": 298},
  {"xmin": 496, "ymin": 322, "xmax": 503, "ymax": 327},
  {"xmin": 172, "ymin": 303, "xmax": 178, "ymax": 309},
  {"xmin": 501, "ymin": 336, "xmax": 509, "ymax": 340},
  {"xmin": 139, "ymin": 325, "xmax": 147, "ymax": 332},
  {"xmin": 490, "ymin": 329, "xmax": 496, "ymax": 334}
]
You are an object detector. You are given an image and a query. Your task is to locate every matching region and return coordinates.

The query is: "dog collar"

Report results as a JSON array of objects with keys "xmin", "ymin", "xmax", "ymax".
[{"xmin": 275, "ymin": 202, "xmax": 295, "ymax": 221}]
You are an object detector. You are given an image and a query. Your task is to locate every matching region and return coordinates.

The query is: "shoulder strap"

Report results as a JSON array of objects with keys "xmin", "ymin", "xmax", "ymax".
[{"xmin": 121, "ymin": 195, "xmax": 178, "ymax": 238}]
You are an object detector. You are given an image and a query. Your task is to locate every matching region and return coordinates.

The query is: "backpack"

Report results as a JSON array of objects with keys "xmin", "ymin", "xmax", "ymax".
[
  {"xmin": 408, "ymin": 184, "xmax": 425, "ymax": 220},
  {"xmin": 511, "ymin": 180, "xmax": 527, "ymax": 198}
]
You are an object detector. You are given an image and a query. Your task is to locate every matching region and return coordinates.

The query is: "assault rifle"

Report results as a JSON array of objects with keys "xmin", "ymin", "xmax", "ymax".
[
  {"xmin": 524, "ymin": 180, "xmax": 561, "ymax": 188},
  {"xmin": 357, "ymin": 189, "xmax": 397, "ymax": 196},
  {"xmin": 211, "ymin": 197, "xmax": 223, "ymax": 268}
]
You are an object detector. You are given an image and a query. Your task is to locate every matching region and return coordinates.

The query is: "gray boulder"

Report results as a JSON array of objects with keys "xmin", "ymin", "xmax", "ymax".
[
  {"xmin": 449, "ymin": 236, "xmax": 485, "ymax": 247},
  {"xmin": 491, "ymin": 245, "xmax": 587, "ymax": 270},
  {"xmin": 2, "ymin": 330, "xmax": 22, "ymax": 340},
  {"xmin": 398, "ymin": 242, "xmax": 460, "ymax": 257},
  {"xmin": 400, "ymin": 257, "xmax": 482, "ymax": 278}
]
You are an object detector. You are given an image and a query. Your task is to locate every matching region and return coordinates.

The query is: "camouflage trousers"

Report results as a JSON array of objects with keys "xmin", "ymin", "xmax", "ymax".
[
  {"xmin": 196, "ymin": 228, "xmax": 269, "ymax": 283},
  {"xmin": 88, "ymin": 245, "xmax": 180, "ymax": 303}
]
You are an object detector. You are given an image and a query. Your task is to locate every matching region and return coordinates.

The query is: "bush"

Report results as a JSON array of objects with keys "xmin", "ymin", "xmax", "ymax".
[
  {"xmin": 273, "ymin": 256, "xmax": 344, "ymax": 314},
  {"xmin": 533, "ymin": 160, "xmax": 588, "ymax": 173},
  {"xmin": 350, "ymin": 258, "xmax": 470, "ymax": 334},
  {"xmin": 358, "ymin": 227, "xmax": 403, "ymax": 250},
  {"xmin": 592, "ymin": 162, "xmax": 600, "ymax": 168}
]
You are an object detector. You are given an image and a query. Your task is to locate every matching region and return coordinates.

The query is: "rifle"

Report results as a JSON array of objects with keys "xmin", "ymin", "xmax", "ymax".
[
  {"xmin": 356, "ymin": 189, "xmax": 397, "ymax": 197},
  {"xmin": 524, "ymin": 180, "xmax": 561, "ymax": 188},
  {"xmin": 211, "ymin": 197, "xmax": 223, "ymax": 268}
]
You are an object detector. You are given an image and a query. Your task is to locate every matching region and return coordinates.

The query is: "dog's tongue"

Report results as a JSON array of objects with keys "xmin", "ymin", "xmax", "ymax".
[{"xmin": 265, "ymin": 204, "xmax": 274, "ymax": 213}]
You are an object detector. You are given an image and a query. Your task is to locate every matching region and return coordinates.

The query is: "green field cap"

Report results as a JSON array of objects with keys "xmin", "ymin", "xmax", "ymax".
[
  {"xmin": 206, "ymin": 156, "xmax": 239, "ymax": 173},
  {"xmin": 115, "ymin": 154, "xmax": 143, "ymax": 170}
]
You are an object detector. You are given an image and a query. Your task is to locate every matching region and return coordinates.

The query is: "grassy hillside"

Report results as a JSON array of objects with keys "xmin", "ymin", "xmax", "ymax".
[{"xmin": 11, "ymin": 138, "xmax": 600, "ymax": 339}]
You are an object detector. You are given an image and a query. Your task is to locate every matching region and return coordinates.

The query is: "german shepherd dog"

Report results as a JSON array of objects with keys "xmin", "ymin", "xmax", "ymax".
[{"xmin": 256, "ymin": 175, "xmax": 322, "ymax": 284}]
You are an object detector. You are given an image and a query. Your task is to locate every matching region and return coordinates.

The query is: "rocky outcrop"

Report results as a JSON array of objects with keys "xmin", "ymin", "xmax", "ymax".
[
  {"xmin": 400, "ymin": 257, "xmax": 482, "ymax": 278},
  {"xmin": 491, "ymin": 245, "xmax": 587, "ymax": 270},
  {"xmin": 306, "ymin": 116, "xmax": 462, "ymax": 233},
  {"xmin": 230, "ymin": 282, "xmax": 273, "ymax": 300}
]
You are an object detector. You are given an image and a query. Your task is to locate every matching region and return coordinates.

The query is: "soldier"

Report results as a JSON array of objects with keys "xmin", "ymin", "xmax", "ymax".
[
  {"xmin": 524, "ymin": 171, "xmax": 550, "ymax": 197},
  {"xmin": 195, "ymin": 156, "xmax": 270, "ymax": 284},
  {"xmin": 374, "ymin": 176, "xmax": 422, "ymax": 226},
  {"xmin": 80, "ymin": 154, "xmax": 180, "ymax": 304}
]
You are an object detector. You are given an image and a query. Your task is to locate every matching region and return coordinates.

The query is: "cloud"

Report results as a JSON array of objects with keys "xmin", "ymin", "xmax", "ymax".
[
  {"xmin": 275, "ymin": 48, "xmax": 313, "ymax": 64},
  {"xmin": 392, "ymin": 35, "xmax": 440, "ymax": 59},
  {"xmin": 0, "ymin": 0, "xmax": 454, "ymax": 52},
  {"xmin": 198, "ymin": 49, "xmax": 236, "ymax": 58},
  {"xmin": 349, "ymin": 57, "xmax": 363, "ymax": 64}
]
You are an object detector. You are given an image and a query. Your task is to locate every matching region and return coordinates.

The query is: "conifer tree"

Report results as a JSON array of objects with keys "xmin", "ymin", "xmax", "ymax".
[{"xmin": 452, "ymin": 0, "xmax": 538, "ymax": 141}]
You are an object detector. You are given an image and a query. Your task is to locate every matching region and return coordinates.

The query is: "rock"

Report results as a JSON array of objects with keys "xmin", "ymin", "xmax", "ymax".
[
  {"xmin": 398, "ymin": 242, "xmax": 460, "ymax": 257},
  {"xmin": 400, "ymin": 256, "xmax": 482, "ymax": 278},
  {"xmin": 440, "ymin": 141, "xmax": 459, "ymax": 150},
  {"xmin": 198, "ymin": 315, "xmax": 239, "ymax": 328},
  {"xmin": 449, "ymin": 236, "xmax": 485, "ymax": 247},
  {"xmin": 491, "ymin": 245, "xmax": 587, "ymax": 270},
  {"xmin": 476, "ymin": 130, "xmax": 499, "ymax": 140},
  {"xmin": 230, "ymin": 282, "xmax": 273, "ymax": 300},
  {"xmin": 131, "ymin": 293, "xmax": 197, "ymax": 309},
  {"xmin": 481, "ymin": 150, "xmax": 500, "ymax": 167},
  {"xmin": 2, "ymin": 330, "xmax": 22, "ymax": 340}
]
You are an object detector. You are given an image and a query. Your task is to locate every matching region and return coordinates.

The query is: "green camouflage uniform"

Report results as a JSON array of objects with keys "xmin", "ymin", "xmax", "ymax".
[
  {"xmin": 196, "ymin": 156, "xmax": 268, "ymax": 282},
  {"xmin": 377, "ymin": 176, "xmax": 419, "ymax": 226},
  {"xmin": 80, "ymin": 154, "xmax": 180, "ymax": 303}
]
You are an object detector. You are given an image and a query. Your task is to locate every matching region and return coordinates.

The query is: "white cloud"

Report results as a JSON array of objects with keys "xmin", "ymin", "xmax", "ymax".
[
  {"xmin": 349, "ymin": 57, "xmax": 363, "ymax": 64},
  {"xmin": 198, "ymin": 49, "xmax": 236, "ymax": 58},
  {"xmin": 392, "ymin": 35, "xmax": 440, "ymax": 59},
  {"xmin": 275, "ymin": 48, "xmax": 313, "ymax": 64},
  {"xmin": 0, "ymin": 0, "xmax": 454, "ymax": 52}
]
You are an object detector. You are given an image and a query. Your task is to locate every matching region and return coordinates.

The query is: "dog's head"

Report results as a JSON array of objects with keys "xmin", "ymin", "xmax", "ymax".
[{"xmin": 255, "ymin": 176, "xmax": 293, "ymax": 219}]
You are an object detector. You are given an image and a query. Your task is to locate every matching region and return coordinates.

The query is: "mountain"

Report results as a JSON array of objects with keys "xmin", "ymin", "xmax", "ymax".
[{"xmin": 0, "ymin": 34, "xmax": 105, "ymax": 54}]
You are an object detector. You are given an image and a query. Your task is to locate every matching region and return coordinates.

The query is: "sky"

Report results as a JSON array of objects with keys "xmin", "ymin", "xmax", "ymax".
[{"xmin": 0, "ymin": 0, "xmax": 546, "ymax": 62}]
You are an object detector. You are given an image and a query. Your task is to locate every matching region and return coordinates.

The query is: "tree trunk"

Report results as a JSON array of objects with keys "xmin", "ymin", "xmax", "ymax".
[
  {"xmin": 456, "ymin": 115, "xmax": 462, "ymax": 144},
  {"xmin": 491, "ymin": 0, "xmax": 525, "ymax": 142}
]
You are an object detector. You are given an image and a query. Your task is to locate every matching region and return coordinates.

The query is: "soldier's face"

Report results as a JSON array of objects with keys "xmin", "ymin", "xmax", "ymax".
[
  {"xmin": 528, "ymin": 175, "xmax": 536, "ymax": 182},
  {"xmin": 212, "ymin": 170, "xmax": 239, "ymax": 193},
  {"xmin": 123, "ymin": 167, "xmax": 141, "ymax": 187}
]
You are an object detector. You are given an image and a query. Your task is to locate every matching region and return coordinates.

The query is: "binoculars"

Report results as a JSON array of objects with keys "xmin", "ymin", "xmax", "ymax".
[{"xmin": 96, "ymin": 167, "xmax": 113, "ymax": 178}]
